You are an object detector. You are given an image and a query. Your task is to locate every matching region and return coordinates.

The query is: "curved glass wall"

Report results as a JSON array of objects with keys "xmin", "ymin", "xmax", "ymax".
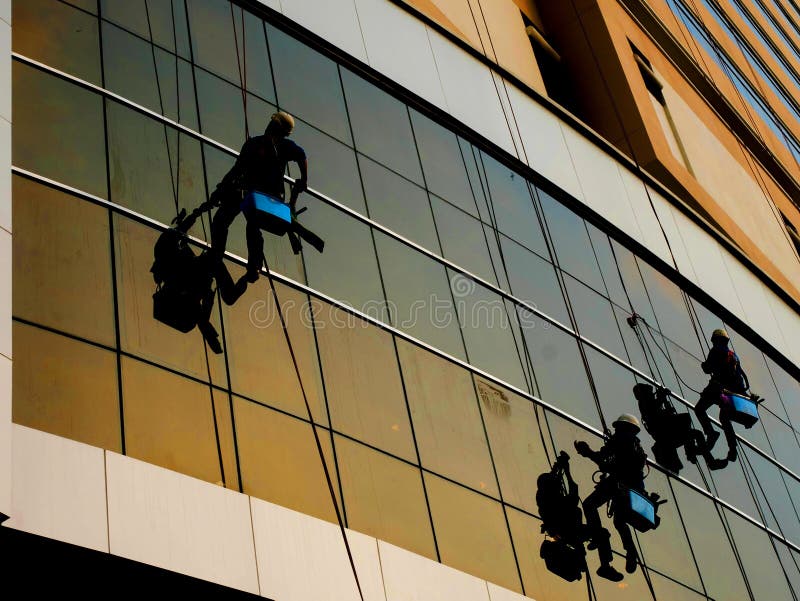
[{"xmin": 11, "ymin": 1, "xmax": 800, "ymax": 599}]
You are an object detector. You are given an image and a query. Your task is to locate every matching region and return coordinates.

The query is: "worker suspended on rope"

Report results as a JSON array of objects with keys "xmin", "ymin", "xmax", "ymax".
[
  {"xmin": 695, "ymin": 329, "xmax": 762, "ymax": 462},
  {"xmin": 188, "ymin": 111, "xmax": 323, "ymax": 283},
  {"xmin": 574, "ymin": 414, "xmax": 663, "ymax": 582},
  {"xmin": 151, "ymin": 209, "xmax": 249, "ymax": 354},
  {"xmin": 536, "ymin": 451, "xmax": 588, "ymax": 582},
  {"xmin": 632, "ymin": 383, "xmax": 724, "ymax": 473}
]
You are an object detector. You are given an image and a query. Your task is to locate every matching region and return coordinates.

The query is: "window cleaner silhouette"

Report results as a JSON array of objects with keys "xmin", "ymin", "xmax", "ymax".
[
  {"xmin": 151, "ymin": 209, "xmax": 249, "ymax": 354},
  {"xmin": 188, "ymin": 111, "xmax": 323, "ymax": 285},
  {"xmin": 695, "ymin": 329, "xmax": 762, "ymax": 462},
  {"xmin": 574, "ymin": 414, "xmax": 664, "ymax": 582}
]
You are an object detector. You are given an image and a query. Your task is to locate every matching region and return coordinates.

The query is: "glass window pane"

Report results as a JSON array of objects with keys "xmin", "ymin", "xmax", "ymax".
[
  {"xmin": 501, "ymin": 235, "xmax": 569, "ymax": 325},
  {"xmin": 565, "ymin": 275, "xmax": 627, "ymax": 359},
  {"xmin": 586, "ymin": 225, "xmax": 629, "ymax": 309},
  {"xmin": 114, "ymin": 215, "xmax": 228, "ymax": 384},
  {"xmin": 650, "ymin": 574, "xmax": 706, "ymax": 601},
  {"xmin": 432, "ymin": 197, "xmax": 497, "ymax": 285},
  {"xmin": 761, "ymin": 410, "xmax": 800, "ymax": 474},
  {"xmin": 424, "ymin": 473, "xmax": 521, "ymax": 592},
  {"xmin": 13, "ymin": 0, "xmax": 101, "ymax": 83},
  {"xmin": 213, "ymin": 389, "xmax": 240, "ymax": 491},
  {"xmin": 13, "ymin": 63, "xmax": 107, "ymax": 197},
  {"xmin": 376, "ymin": 233, "xmax": 465, "ymax": 360},
  {"xmin": 360, "ymin": 156, "xmax": 439, "ymax": 252},
  {"xmin": 522, "ymin": 320, "xmax": 603, "ymax": 430},
  {"xmin": 476, "ymin": 378, "xmax": 550, "ymax": 514},
  {"xmin": 635, "ymin": 471, "xmax": 703, "ymax": 590},
  {"xmin": 671, "ymin": 479, "xmax": 751, "ymax": 601},
  {"xmin": 336, "ymin": 436, "xmax": 436, "ymax": 560},
  {"xmin": 103, "ymin": 1, "xmax": 191, "ymax": 57},
  {"xmin": 12, "ymin": 322, "xmax": 121, "ymax": 451},
  {"xmin": 267, "ymin": 23, "xmax": 351, "ymax": 144},
  {"xmin": 398, "ymin": 339, "xmax": 497, "ymax": 495},
  {"xmin": 12, "ymin": 177, "xmax": 115, "ymax": 345},
  {"xmin": 236, "ymin": 9, "xmax": 276, "ymax": 102},
  {"xmin": 102, "ymin": 23, "xmax": 198, "ymax": 128},
  {"xmin": 107, "ymin": 101, "xmax": 206, "ymax": 227},
  {"xmin": 315, "ymin": 308, "xmax": 415, "ymax": 461},
  {"xmin": 186, "ymin": 0, "xmax": 241, "ymax": 84},
  {"xmin": 410, "ymin": 109, "xmax": 475, "ymax": 214},
  {"xmin": 539, "ymin": 191, "xmax": 604, "ymax": 293},
  {"xmin": 342, "ymin": 69, "xmax": 422, "ymax": 184},
  {"xmin": 451, "ymin": 272, "xmax": 528, "ymax": 391},
  {"xmin": 611, "ymin": 241, "xmax": 658, "ymax": 327},
  {"xmin": 638, "ymin": 260, "xmax": 703, "ymax": 359},
  {"xmin": 302, "ymin": 203, "xmax": 385, "ymax": 312},
  {"xmin": 287, "ymin": 121, "xmax": 366, "ymax": 213},
  {"xmin": 481, "ymin": 153, "xmax": 547, "ymax": 257},
  {"xmin": 222, "ymin": 273, "xmax": 327, "ymax": 424},
  {"xmin": 195, "ymin": 68, "xmax": 247, "ymax": 150},
  {"xmin": 121, "ymin": 357, "xmax": 223, "ymax": 484},
  {"xmin": 506, "ymin": 508, "xmax": 577, "ymax": 600},
  {"xmin": 233, "ymin": 397, "xmax": 339, "ymax": 523},
  {"xmin": 741, "ymin": 447, "xmax": 800, "ymax": 545},
  {"xmin": 725, "ymin": 509, "xmax": 795, "ymax": 601}
]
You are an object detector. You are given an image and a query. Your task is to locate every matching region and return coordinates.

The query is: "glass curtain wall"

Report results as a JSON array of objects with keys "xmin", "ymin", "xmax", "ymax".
[{"xmin": 10, "ymin": 1, "xmax": 800, "ymax": 599}]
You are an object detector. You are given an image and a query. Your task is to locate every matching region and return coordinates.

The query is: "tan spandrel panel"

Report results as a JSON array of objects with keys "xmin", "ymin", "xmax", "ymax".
[
  {"xmin": 656, "ymin": 77, "xmax": 800, "ymax": 295},
  {"xmin": 473, "ymin": 0, "xmax": 545, "ymax": 92},
  {"xmin": 402, "ymin": 0, "xmax": 482, "ymax": 46}
]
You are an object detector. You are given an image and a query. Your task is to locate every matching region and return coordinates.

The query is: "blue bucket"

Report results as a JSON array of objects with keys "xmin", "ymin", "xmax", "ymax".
[
  {"xmin": 623, "ymin": 488, "xmax": 657, "ymax": 532},
  {"xmin": 242, "ymin": 191, "xmax": 292, "ymax": 235},
  {"xmin": 723, "ymin": 393, "xmax": 759, "ymax": 428}
]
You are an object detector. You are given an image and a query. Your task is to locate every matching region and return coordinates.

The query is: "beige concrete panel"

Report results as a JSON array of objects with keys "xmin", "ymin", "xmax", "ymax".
[
  {"xmin": 503, "ymin": 81, "xmax": 583, "ymax": 201},
  {"xmin": 561, "ymin": 123, "xmax": 643, "ymax": 236},
  {"xmin": 355, "ymin": 0, "xmax": 447, "ymax": 110},
  {"xmin": 670, "ymin": 207, "xmax": 744, "ymax": 319},
  {"xmin": 722, "ymin": 250, "xmax": 786, "ymax": 357},
  {"xmin": 106, "ymin": 452, "xmax": 259, "ymax": 595},
  {"xmin": 427, "ymin": 26, "xmax": 517, "ymax": 157},
  {"xmin": 1, "ymin": 0, "xmax": 8, "ymax": 25},
  {"xmin": 487, "ymin": 583, "xmax": 532, "ymax": 601},
  {"xmin": 660, "ymin": 80, "xmax": 800, "ymax": 287},
  {"xmin": 379, "ymin": 539, "xmax": 491, "ymax": 601},
  {"xmin": 255, "ymin": 0, "xmax": 282, "ymax": 12},
  {"xmin": 281, "ymin": 0, "xmax": 367, "ymax": 64},
  {"xmin": 764, "ymin": 293, "xmax": 800, "ymax": 368},
  {"xmin": 251, "ymin": 498, "xmax": 386, "ymax": 601},
  {"xmin": 0, "ymin": 228, "xmax": 9, "ymax": 359},
  {"xmin": 644, "ymin": 185, "xmax": 697, "ymax": 276},
  {"xmin": 473, "ymin": 0, "xmax": 545, "ymax": 92},
  {"xmin": 7, "ymin": 425, "xmax": 108, "ymax": 552},
  {"xmin": 618, "ymin": 169, "xmax": 674, "ymax": 263},
  {"xmin": 0, "ymin": 117, "xmax": 9, "ymax": 232},
  {"xmin": 0, "ymin": 355, "xmax": 9, "ymax": 519},
  {"xmin": 0, "ymin": 21, "xmax": 8, "ymax": 123}
]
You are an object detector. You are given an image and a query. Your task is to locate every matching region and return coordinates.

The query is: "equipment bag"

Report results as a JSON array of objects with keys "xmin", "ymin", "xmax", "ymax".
[
  {"xmin": 540, "ymin": 539, "xmax": 584, "ymax": 582},
  {"xmin": 241, "ymin": 191, "xmax": 292, "ymax": 236},
  {"xmin": 153, "ymin": 284, "xmax": 199, "ymax": 333},
  {"xmin": 617, "ymin": 488, "xmax": 659, "ymax": 533},
  {"xmin": 720, "ymin": 392, "xmax": 760, "ymax": 428}
]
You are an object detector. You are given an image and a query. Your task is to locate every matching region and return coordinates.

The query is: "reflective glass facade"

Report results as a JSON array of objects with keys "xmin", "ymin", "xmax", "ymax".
[{"xmin": 10, "ymin": 1, "xmax": 800, "ymax": 599}]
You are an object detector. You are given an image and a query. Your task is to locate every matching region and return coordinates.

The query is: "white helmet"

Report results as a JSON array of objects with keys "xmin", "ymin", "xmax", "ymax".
[{"xmin": 613, "ymin": 413, "xmax": 641, "ymax": 433}]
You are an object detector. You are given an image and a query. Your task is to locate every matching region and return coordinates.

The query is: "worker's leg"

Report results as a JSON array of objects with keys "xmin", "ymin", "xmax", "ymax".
[
  {"xmin": 583, "ymin": 484, "xmax": 614, "ymax": 566},
  {"xmin": 613, "ymin": 514, "xmax": 638, "ymax": 573},
  {"xmin": 721, "ymin": 413, "xmax": 738, "ymax": 461},
  {"xmin": 209, "ymin": 192, "xmax": 241, "ymax": 264},
  {"xmin": 694, "ymin": 385, "xmax": 721, "ymax": 448},
  {"xmin": 245, "ymin": 218, "xmax": 265, "ymax": 278}
]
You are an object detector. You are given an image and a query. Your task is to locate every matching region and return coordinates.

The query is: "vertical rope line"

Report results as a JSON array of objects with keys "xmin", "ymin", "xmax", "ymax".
[{"xmin": 259, "ymin": 253, "xmax": 365, "ymax": 601}]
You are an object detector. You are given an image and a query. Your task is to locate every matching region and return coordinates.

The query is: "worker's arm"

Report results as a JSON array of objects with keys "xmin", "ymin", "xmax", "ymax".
[
  {"xmin": 701, "ymin": 349, "xmax": 715, "ymax": 375},
  {"xmin": 290, "ymin": 158, "xmax": 308, "ymax": 208},
  {"xmin": 574, "ymin": 440, "xmax": 601, "ymax": 464}
]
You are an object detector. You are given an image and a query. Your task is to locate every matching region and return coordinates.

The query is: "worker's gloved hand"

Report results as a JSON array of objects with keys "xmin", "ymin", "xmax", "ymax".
[
  {"xmin": 574, "ymin": 440, "xmax": 591, "ymax": 457},
  {"xmin": 293, "ymin": 178, "xmax": 307, "ymax": 194}
]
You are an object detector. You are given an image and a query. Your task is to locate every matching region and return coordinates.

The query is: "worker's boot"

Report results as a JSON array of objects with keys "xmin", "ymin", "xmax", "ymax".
[{"xmin": 596, "ymin": 563, "xmax": 623, "ymax": 582}]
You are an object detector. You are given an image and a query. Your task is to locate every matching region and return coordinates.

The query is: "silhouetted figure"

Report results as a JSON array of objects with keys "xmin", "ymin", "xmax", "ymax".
[
  {"xmin": 574, "ymin": 414, "xmax": 647, "ymax": 582},
  {"xmin": 536, "ymin": 451, "xmax": 587, "ymax": 582},
  {"xmin": 694, "ymin": 329, "xmax": 758, "ymax": 462},
  {"xmin": 633, "ymin": 383, "xmax": 727, "ymax": 472},
  {"xmin": 151, "ymin": 209, "xmax": 248, "ymax": 353},
  {"xmin": 190, "ymin": 111, "xmax": 312, "ymax": 281}
]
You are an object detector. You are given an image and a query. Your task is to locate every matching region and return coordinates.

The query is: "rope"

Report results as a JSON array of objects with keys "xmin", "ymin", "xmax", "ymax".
[
  {"xmin": 230, "ymin": 2, "xmax": 250, "ymax": 139},
  {"xmin": 260, "ymin": 253, "xmax": 365, "ymax": 601},
  {"xmin": 632, "ymin": 530, "xmax": 659, "ymax": 601},
  {"xmin": 144, "ymin": 0, "xmax": 180, "ymax": 215}
]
